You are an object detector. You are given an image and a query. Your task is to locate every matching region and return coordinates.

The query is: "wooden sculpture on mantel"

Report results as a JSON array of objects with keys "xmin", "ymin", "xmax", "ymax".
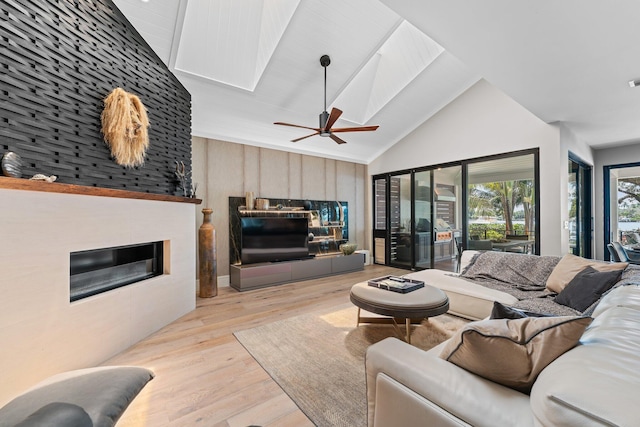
[
  {"xmin": 199, "ymin": 208, "xmax": 218, "ymax": 297},
  {"xmin": 100, "ymin": 87, "xmax": 150, "ymax": 168}
]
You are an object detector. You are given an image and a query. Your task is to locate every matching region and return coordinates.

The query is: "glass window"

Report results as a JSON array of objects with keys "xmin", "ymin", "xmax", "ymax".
[{"xmin": 467, "ymin": 154, "xmax": 536, "ymax": 254}]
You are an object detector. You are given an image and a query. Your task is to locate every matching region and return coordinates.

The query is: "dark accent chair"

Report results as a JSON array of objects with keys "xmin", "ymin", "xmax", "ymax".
[
  {"xmin": 611, "ymin": 241, "xmax": 630, "ymax": 262},
  {"xmin": 611, "ymin": 241, "xmax": 640, "ymax": 264},
  {"xmin": 607, "ymin": 243, "xmax": 622, "ymax": 262}
]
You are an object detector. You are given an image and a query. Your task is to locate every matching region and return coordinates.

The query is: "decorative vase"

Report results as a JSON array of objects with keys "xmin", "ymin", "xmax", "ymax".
[
  {"xmin": 199, "ymin": 208, "xmax": 217, "ymax": 298},
  {"xmin": 256, "ymin": 198, "xmax": 270, "ymax": 210},
  {"xmin": 245, "ymin": 191, "xmax": 255, "ymax": 210},
  {"xmin": 340, "ymin": 242, "xmax": 358, "ymax": 255}
]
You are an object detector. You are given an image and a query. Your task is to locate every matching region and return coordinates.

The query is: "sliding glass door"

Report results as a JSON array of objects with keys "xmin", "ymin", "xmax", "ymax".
[
  {"xmin": 604, "ymin": 162, "xmax": 640, "ymax": 260},
  {"xmin": 568, "ymin": 155, "xmax": 592, "ymax": 258},
  {"xmin": 414, "ymin": 170, "xmax": 433, "ymax": 269},
  {"xmin": 466, "ymin": 153, "xmax": 538, "ymax": 254},
  {"xmin": 389, "ymin": 173, "xmax": 412, "ymax": 268},
  {"xmin": 373, "ymin": 176, "xmax": 387, "ymax": 264},
  {"xmin": 373, "ymin": 149, "xmax": 540, "ymax": 271},
  {"xmin": 432, "ymin": 166, "xmax": 462, "ymax": 270},
  {"xmin": 373, "ymin": 166, "xmax": 462, "ymax": 272}
]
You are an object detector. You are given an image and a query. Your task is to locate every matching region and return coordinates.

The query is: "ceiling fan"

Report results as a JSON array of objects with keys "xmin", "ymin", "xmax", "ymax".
[{"xmin": 274, "ymin": 55, "xmax": 379, "ymax": 144}]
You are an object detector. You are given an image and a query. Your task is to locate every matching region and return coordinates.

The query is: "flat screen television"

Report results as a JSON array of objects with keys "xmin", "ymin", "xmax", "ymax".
[{"xmin": 241, "ymin": 217, "xmax": 310, "ymax": 264}]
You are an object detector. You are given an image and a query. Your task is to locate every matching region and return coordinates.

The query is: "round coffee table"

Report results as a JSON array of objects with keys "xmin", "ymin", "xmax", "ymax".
[{"xmin": 349, "ymin": 281, "xmax": 449, "ymax": 343}]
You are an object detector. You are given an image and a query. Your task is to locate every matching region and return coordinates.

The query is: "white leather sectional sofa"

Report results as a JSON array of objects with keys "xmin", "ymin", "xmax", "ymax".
[
  {"xmin": 405, "ymin": 250, "xmax": 517, "ymax": 320},
  {"xmin": 366, "ymin": 283, "xmax": 640, "ymax": 426},
  {"xmin": 365, "ymin": 250, "xmax": 640, "ymax": 426}
]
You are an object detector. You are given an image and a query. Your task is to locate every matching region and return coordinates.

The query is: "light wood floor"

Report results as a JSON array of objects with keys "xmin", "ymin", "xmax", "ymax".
[{"xmin": 107, "ymin": 264, "xmax": 405, "ymax": 427}]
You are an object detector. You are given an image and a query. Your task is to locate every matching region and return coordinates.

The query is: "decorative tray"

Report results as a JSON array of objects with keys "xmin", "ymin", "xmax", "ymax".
[{"xmin": 367, "ymin": 275, "xmax": 425, "ymax": 293}]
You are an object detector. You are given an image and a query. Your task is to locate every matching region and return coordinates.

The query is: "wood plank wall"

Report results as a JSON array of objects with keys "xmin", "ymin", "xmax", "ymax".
[{"xmin": 192, "ymin": 137, "xmax": 369, "ymax": 278}]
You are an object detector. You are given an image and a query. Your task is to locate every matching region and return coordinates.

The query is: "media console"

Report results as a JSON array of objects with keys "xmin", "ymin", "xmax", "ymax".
[{"xmin": 229, "ymin": 253, "xmax": 364, "ymax": 291}]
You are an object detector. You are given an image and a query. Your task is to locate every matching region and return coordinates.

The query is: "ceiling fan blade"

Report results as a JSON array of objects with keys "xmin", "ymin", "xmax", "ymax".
[
  {"xmin": 324, "ymin": 108, "xmax": 343, "ymax": 131},
  {"xmin": 331, "ymin": 125, "xmax": 379, "ymax": 133},
  {"xmin": 274, "ymin": 122, "xmax": 321, "ymax": 132},
  {"xmin": 291, "ymin": 132, "xmax": 320, "ymax": 142},
  {"xmin": 330, "ymin": 134, "xmax": 347, "ymax": 145}
]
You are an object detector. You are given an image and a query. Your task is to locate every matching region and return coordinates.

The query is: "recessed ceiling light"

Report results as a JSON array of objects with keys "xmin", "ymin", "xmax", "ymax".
[{"xmin": 629, "ymin": 79, "xmax": 640, "ymax": 88}]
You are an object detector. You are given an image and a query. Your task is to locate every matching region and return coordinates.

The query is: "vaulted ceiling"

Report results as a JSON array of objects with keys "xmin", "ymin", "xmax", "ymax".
[{"xmin": 113, "ymin": 0, "xmax": 640, "ymax": 164}]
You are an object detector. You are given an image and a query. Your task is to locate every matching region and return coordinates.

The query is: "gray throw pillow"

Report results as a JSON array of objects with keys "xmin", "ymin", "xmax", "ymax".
[
  {"xmin": 0, "ymin": 366, "xmax": 154, "ymax": 427},
  {"xmin": 555, "ymin": 266, "xmax": 622, "ymax": 312},
  {"xmin": 13, "ymin": 402, "xmax": 92, "ymax": 427}
]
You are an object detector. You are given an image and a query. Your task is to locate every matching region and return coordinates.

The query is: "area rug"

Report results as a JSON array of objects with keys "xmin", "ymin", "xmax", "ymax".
[{"xmin": 233, "ymin": 304, "xmax": 467, "ymax": 427}]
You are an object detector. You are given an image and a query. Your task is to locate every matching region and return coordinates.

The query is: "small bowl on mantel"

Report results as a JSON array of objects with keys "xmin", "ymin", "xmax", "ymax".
[{"xmin": 339, "ymin": 243, "xmax": 358, "ymax": 255}]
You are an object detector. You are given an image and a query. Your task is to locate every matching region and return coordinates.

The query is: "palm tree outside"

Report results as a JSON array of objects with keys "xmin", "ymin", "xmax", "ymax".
[{"xmin": 468, "ymin": 179, "xmax": 534, "ymax": 240}]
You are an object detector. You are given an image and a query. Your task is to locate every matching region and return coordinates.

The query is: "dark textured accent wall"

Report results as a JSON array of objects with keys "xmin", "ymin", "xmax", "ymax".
[{"xmin": 0, "ymin": 0, "xmax": 191, "ymax": 195}]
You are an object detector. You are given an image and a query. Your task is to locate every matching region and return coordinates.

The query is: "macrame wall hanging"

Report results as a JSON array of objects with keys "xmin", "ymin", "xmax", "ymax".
[{"xmin": 101, "ymin": 87, "xmax": 150, "ymax": 168}]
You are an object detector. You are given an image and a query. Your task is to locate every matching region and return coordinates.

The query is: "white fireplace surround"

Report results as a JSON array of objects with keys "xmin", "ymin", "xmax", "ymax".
[{"xmin": 0, "ymin": 186, "xmax": 197, "ymax": 405}]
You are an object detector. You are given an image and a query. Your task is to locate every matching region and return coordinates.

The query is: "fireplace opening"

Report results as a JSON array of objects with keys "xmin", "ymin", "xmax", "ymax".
[{"xmin": 70, "ymin": 241, "xmax": 164, "ymax": 302}]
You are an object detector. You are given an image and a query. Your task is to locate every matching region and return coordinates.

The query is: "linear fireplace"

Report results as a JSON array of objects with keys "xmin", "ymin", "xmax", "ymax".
[{"xmin": 70, "ymin": 241, "xmax": 164, "ymax": 302}]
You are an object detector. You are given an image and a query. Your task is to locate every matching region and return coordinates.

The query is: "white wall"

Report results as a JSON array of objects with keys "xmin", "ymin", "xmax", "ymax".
[
  {"xmin": 0, "ymin": 189, "xmax": 196, "ymax": 405},
  {"xmin": 369, "ymin": 79, "xmax": 564, "ymax": 255},
  {"xmin": 594, "ymin": 142, "xmax": 640, "ymax": 259}
]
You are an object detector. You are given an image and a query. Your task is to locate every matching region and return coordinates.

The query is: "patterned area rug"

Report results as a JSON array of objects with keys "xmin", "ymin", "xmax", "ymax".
[{"xmin": 234, "ymin": 304, "xmax": 467, "ymax": 427}]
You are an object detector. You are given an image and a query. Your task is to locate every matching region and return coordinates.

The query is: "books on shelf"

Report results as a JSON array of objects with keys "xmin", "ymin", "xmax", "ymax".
[{"xmin": 367, "ymin": 276, "xmax": 425, "ymax": 293}]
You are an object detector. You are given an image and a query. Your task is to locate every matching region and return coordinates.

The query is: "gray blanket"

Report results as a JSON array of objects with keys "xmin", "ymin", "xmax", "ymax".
[{"xmin": 459, "ymin": 251, "xmax": 561, "ymax": 301}]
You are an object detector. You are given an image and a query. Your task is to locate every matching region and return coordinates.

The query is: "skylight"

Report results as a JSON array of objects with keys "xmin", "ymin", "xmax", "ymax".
[
  {"xmin": 333, "ymin": 20, "xmax": 444, "ymax": 125},
  {"xmin": 174, "ymin": 0, "xmax": 299, "ymax": 91}
]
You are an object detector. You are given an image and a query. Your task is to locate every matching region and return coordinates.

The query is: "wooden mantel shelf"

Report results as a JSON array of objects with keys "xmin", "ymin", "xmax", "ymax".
[{"xmin": 0, "ymin": 176, "xmax": 202, "ymax": 204}]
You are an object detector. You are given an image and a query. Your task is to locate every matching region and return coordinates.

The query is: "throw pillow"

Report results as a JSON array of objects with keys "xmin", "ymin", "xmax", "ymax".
[
  {"xmin": 545, "ymin": 254, "xmax": 627, "ymax": 293},
  {"xmin": 13, "ymin": 402, "xmax": 92, "ymax": 427},
  {"xmin": 0, "ymin": 366, "xmax": 154, "ymax": 427},
  {"xmin": 439, "ymin": 316, "xmax": 592, "ymax": 393},
  {"xmin": 490, "ymin": 301, "xmax": 553, "ymax": 319},
  {"xmin": 555, "ymin": 266, "xmax": 622, "ymax": 312}
]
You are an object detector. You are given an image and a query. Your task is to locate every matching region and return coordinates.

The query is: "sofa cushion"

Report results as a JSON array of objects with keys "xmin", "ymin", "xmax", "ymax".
[
  {"xmin": 13, "ymin": 403, "xmax": 92, "ymax": 427},
  {"xmin": 545, "ymin": 254, "xmax": 627, "ymax": 293},
  {"xmin": 439, "ymin": 316, "xmax": 592, "ymax": 393},
  {"xmin": 405, "ymin": 268, "xmax": 519, "ymax": 320},
  {"xmin": 554, "ymin": 266, "xmax": 622, "ymax": 312},
  {"xmin": 0, "ymin": 366, "xmax": 154, "ymax": 427},
  {"xmin": 591, "ymin": 283, "xmax": 640, "ymax": 318}
]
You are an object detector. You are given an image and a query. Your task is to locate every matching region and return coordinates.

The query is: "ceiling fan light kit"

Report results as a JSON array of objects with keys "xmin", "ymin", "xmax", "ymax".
[{"xmin": 274, "ymin": 55, "xmax": 379, "ymax": 145}]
